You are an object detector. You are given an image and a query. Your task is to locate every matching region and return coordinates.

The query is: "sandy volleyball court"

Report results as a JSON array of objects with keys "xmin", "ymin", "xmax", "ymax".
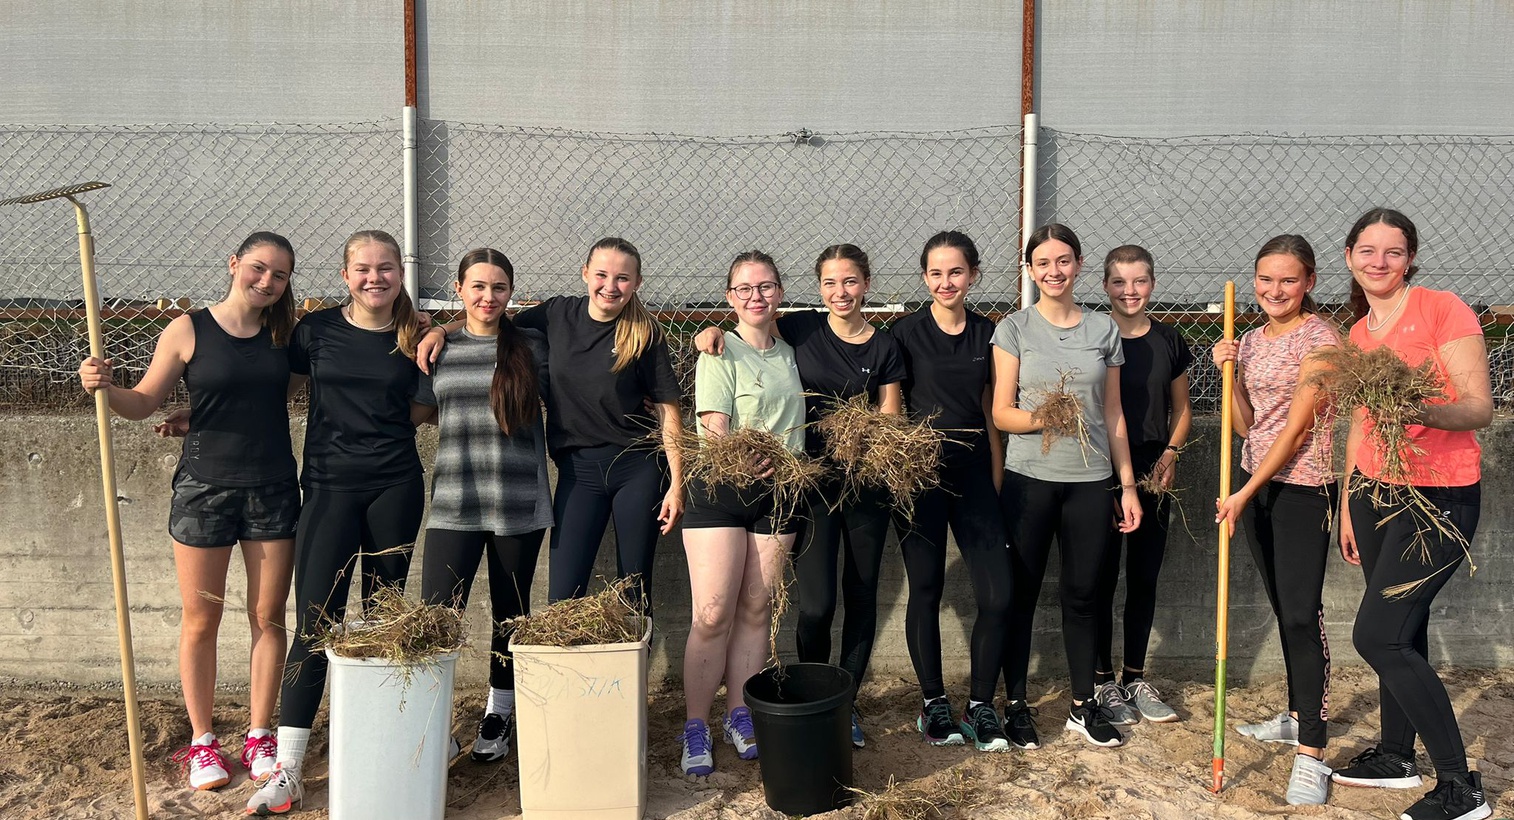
[{"xmin": 3, "ymin": 666, "xmax": 1510, "ymax": 819}]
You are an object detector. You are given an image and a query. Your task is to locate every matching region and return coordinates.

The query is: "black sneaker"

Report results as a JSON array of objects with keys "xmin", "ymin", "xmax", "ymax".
[
  {"xmin": 471, "ymin": 712, "xmax": 513, "ymax": 762},
  {"xmin": 916, "ymin": 697, "xmax": 965, "ymax": 746},
  {"xmin": 1399, "ymin": 771, "xmax": 1491, "ymax": 820},
  {"xmin": 1065, "ymin": 699, "xmax": 1124, "ymax": 748},
  {"xmin": 1332, "ymin": 746, "xmax": 1424, "ymax": 789},
  {"xmin": 1003, "ymin": 700, "xmax": 1040, "ymax": 750},
  {"xmin": 960, "ymin": 703, "xmax": 1010, "ymax": 752}
]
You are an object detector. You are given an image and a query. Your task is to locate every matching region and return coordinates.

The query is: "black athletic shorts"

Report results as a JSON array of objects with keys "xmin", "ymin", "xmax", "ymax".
[
  {"xmin": 168, "ymin": 466, "xmax": 300, "ymax": 548},
  {"xmin": 681, "ymin": 476, "xmax": 803, "ymax": 535}
]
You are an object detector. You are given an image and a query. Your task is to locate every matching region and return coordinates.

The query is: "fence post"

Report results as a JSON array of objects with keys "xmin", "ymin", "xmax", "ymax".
[{"xmin": 1019, "ymin": 112, "xmax": 1038, "ymax": 309}]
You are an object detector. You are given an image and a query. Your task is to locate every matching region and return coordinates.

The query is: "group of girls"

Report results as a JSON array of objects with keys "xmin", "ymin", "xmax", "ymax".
[
  {"xmin": 80, "ymin": 205, "xmax": 1492, "ymax": 820},
  {"xmin": 80, "ymin": 232, "xmax": 682, "ymax": 817}
]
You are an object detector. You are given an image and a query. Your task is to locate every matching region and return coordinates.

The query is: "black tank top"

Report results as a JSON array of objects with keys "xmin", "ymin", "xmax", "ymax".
[{"xmin": 181, "ymin": 309, "xmax": 296, "ymax": 487}]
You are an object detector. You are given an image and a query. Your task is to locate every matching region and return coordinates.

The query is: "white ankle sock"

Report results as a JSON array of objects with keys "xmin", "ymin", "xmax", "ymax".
[
  {"xmin": 247, "ymin": 728, "xmax": 272, "ymax": 740},
  {"xmin": 968, "ymin": 700, "xmax": 986, "ymax": 711},
  {"xmin": 276, "ymin": 727, "xmax": 310, "ymax": 769},
  {"xmin": 488, "ymin": 687, "xmax": 515, "ymax": 717},
  {"xmin": 192, "ymin": 731, "xmax": 217, "ymax": 746}
]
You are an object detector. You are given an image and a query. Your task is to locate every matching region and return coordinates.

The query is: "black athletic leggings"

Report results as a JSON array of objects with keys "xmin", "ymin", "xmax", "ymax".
[
  {"xmin": 896, "ymin": 447, "xmax": 1012, "ymax": 703},
  {"xmin": 548, "ymin": 445, "xmax": 666, "ymax": 618},
  {"xmin": 1000, "ymin": 470, "xmax": 1116, "ymax": 704},
  {"xmin": 793, "ymin": 475, "xmax": 891, "ymax": 698},
  {"xmin": 1239, "ymin": 474, "xmax": 1336, "ymax": 749},
  {"xmin": 1350, "ymin": 476, "xmax": 1480, "ymax": 776},
  {"xmin": 1097, "ymin": 444, "xmax": 1172, "ymax": 676},
  {"xmin": 280, "ymin": 477, "xmax": 424, "ymax": 729},
  {"xmin": 421, "ymin": 528, "xmax": 545, "ymax": 690}
]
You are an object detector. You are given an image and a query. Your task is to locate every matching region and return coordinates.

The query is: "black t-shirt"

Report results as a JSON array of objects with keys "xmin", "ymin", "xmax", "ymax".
[
  {"xmin": 776, "ymin": 310, "xmax": 907, "ymax": 455},
  {"xmin": 182, "ymin": 309, "xmax": 296, "ymax": 487},
  {"xmin": 890, "ymin": 307, "xmax": 995, "ymax": 450},
  {"xmin": 1118, "ymin": 320, "xmax": 1193, "ymax": 449},
  {"xmin": 515, "ymin": 295, "xmax": 681, "ymax": 453},
  {"xmin": 288, "ymin": 308, "xmax": 423, "ymax": 490}
]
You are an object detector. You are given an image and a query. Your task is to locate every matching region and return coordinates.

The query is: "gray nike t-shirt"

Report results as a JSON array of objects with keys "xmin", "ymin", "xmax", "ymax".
[{"xmin": 992, "ymin": 306, "xmax": 1124, "ymax": 482}]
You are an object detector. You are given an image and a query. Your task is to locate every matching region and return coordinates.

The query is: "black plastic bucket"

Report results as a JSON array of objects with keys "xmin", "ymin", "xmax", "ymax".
[{"xmin": 742, "ymin": 663, "xmax": 854, "ymax": 816}]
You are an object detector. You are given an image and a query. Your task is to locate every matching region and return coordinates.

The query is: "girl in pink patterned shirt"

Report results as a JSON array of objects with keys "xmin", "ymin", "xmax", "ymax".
[{"xmin": 1212, "ymin": 234, "xmax": 1340, "ymax": 806}]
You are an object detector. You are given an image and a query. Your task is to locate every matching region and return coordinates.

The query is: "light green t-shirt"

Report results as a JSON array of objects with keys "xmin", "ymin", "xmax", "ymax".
[{"xmin": 694, "ymin": 331, "xmax": 806, "ymax": 454}]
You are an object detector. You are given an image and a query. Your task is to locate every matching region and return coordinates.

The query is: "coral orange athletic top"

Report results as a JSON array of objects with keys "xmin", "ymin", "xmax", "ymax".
[{"xmin": 1349, "ymin": 287, "xmax": 1483, "ymax": 487}]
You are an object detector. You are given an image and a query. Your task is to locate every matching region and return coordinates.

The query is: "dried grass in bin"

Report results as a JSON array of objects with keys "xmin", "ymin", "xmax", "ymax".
[
  {"xmin": 314, "ymin": 586, "xmax": 467, "ymax": 664},
  {"xmin": 508, "ymin": 575, "xmax": 646, "ymax": 647},
  {"xmin": 815, "ymin": 394, "xmax": 946, "ymax": 517}
]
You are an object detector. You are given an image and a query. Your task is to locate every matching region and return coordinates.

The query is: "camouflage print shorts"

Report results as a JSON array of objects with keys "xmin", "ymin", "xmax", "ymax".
[{"xmin": 168, "ymin": 467, "xmax": 300, "ymax": 548}]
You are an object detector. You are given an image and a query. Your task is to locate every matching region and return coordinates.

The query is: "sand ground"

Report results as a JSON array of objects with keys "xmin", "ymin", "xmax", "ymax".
[{"xmin": 3, "ymin": 666, "xmax": 1511, "ymax": 819}]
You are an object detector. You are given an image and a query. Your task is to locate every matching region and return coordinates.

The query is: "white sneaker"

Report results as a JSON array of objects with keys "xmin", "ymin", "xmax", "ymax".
[
  {"xmin": 1286, "ymin": 754, "xmax": 1332, "ymax": 806},
  {"xmin": 722, "ymin": 707, "xmax": 759, "ymax": 760},
  {"xmin": 245, "ymin": 763, "xmax": 303, "ymax": 815},
  {"xmin": 1237, "ymin": 712, "xmax": 1299, "ymax": 745},
  {"xmin": 680, "ymin": 719, "xmax": 715, "ymax": 777},
  {"xmin": 241, "ymin": 732, "xmax": 278, "ymax": 780},
  {"xmin": 172, "ymin": 733, "xmax": 230, "ymax": 791}
]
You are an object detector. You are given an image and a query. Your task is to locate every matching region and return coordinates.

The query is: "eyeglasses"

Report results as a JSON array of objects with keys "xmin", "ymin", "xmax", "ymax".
[{"xmin": 727, "ymin": 282, "xmax": 779, "ymax": 299}]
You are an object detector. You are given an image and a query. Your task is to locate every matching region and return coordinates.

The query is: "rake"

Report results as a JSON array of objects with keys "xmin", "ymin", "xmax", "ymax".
[
  {"xmin": 1210, "ymin": 280, "xmax": 1237, "ymax": 793},
  {"xmin": 1, "ymin": 182, "xmax": 149, "ymax": 820}
]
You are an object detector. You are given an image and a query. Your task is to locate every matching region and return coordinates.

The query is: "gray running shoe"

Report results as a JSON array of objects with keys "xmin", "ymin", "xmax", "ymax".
[
  {"xmin": 246, "ymin": 763, "xmax": 303, "ymax": 816},
  {"xmin": 1126, "ymin": 679, "xmax": 1179, "ymax": 723},
  {"xmin": 1286, "ymin": 754, "xmax": 1333, "ymax": 805},
  {"xmin": 1095, "ymin": 681, "xmax": 1138, "ymax": 725},
  {"xmin": 1237, "ymin": 712, "xmax": 1299, "ymax": 745}
]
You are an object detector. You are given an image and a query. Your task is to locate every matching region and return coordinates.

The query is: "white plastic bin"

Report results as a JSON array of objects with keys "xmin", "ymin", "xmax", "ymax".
[
  {"xmin": 511, "ymin": 619, "xmax": 651, "ymax": 820},
  {"xmin": 326, "ymin": 649, "xmax": 459, "ymax": 820}
]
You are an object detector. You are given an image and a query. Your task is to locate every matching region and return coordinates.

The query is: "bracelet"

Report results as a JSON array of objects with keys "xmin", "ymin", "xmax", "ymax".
[
  {"xmin": 1120, "ymin": 483, "xmax": 1137, "ymax": 489},
  {"xmin": 1165, "ymin": 444, "xmax": 1181, "ymax": 461}
]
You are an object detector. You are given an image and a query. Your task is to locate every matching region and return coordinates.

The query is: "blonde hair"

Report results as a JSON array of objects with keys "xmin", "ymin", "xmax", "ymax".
[
  {"xmin": 586, "ymin": 237, "xmax": 662, "ymax": 374},
  {"xmin": 343, "ymin": 229, "xmax": 420, "ymax": 358}
]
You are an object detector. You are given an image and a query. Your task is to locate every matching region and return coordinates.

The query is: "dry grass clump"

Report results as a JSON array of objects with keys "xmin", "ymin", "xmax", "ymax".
[
  {"xmin": 313, "ymin": 585, "xmax": 467, "ymax": 663},
  {"xmin": 1306, "ymin": 342, "xmax": 1472, "ymax": 597},
  {"xmin": 1307, "ymin": 342, "xmax": 1445, "ymax": 483},
  {"xmin": 1030, "ymin": 369, "xmax": 1092, "ymax": 460},
  {"xmin": 848, "ymin": 769, "xmax": 990, "ymax": 820},
  {"xmin": 815, "ymin": 394, "xmax": 946, "ymax": 516},
  {"xmin": 677, "ymin": 425, "xmax": 824, "ymax": 526},
  {"xmin": 508, "ymin": 575, "xmax": 645, "ymax": 647}
]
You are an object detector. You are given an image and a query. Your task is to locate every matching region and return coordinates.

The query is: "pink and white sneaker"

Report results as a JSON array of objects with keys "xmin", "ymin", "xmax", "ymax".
[
  {"xmin": 241, "ymin": 731, "xmax": 278, "ymax": 780},
  {"xmin": 172, "ymin": 732, "xmax": 231, "ymax": 790}
]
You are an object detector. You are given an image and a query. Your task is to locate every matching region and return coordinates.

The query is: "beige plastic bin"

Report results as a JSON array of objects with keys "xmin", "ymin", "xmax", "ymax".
[
  {"xmin": 326, "ymin": 650, "xmax": 459, "ymax": 820},
  {"xmin": 510, "ymin": 619, "xmax": 651, "ymax": 820}
]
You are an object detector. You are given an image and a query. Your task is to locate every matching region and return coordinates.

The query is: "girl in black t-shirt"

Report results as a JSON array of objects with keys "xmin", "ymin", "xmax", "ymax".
[
  {"xmin": 890, "ymin": 231, "xmax": 1013, "ymax": 752},
  {"xmin": 247, "ymin": 230, "xmax": 429, "ymax": 815},
  {"xmin": 696, "ymin": 243, "xmax": 905, "ymax": 748},
  {"xmin": 1092, "ymin": 245, "xmax": 1193, "ymax": 729},
  {"xmin": 519, "ymin": 239, "xmax": 684, "ymax": 619},
  {"xmin": 79, "ymin": 232, "xmax": 299, "ymax": 794}
]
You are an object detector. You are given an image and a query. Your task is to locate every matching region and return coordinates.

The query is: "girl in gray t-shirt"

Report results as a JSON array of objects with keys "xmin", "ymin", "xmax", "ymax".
[{"xmin": 990, "ymin": 223, "xmax": 1142, "ymax": 751}]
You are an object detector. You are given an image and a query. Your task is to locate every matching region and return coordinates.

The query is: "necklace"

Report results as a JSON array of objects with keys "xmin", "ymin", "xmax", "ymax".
[
  {"xmin": 344, "ymin": 304, "xmax": 395, "ymax": 332},
  {"xmin": 831, "ymin": 319, "xmax": 869, "ymax": 339},
  {"xmin": 1365, "ymin": 286, "xmax": 1410, "ymax": 332}
]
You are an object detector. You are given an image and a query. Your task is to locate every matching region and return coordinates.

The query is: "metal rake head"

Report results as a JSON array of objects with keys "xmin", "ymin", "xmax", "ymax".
[{"xmin": 0, "ymin": 181, "xmax": 111, "ymax": 206}]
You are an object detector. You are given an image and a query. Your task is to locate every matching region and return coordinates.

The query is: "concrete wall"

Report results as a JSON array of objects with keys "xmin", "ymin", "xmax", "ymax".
[
  {"xmin": 4, "ymin": 415, "xmax": 1510, "ymax": 689},
  {"xmin": 5, "ymin": 1, "xmax": 1512, "ymax": 135}
]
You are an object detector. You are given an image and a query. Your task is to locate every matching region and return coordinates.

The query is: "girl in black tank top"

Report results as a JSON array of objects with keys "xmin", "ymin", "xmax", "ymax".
[{"xmin": 78, "ymin": 232, "xmax": 299, "ymax": 792}]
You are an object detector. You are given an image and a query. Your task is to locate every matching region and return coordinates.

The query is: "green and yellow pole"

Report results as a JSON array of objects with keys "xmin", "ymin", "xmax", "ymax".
[{"xmin": 1211, "ymin": 280, "xmax": 1237, "ymax": 793}]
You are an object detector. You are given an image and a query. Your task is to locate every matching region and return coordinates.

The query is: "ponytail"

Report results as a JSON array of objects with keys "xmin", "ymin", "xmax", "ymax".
[
  {"xmin": 391, "ymin": 286, "xmax": 420, "ymax": 358},
  {"xmin": 611, "ymin": 292, "xmax": 660, "ymax": 373},
  {"xmin": 490, "ymin": 317, "xmax": 540, "ymax": 435}
]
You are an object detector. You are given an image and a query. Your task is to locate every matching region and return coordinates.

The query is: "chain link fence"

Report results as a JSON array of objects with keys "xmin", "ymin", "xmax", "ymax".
[
  {"xmin": 1037, "ymin": 131, "xmax": 1514, "ymax": 413},
  {"xmin": 2, "ymin": 122, "xmax": 1511, "ymax": 413}
]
